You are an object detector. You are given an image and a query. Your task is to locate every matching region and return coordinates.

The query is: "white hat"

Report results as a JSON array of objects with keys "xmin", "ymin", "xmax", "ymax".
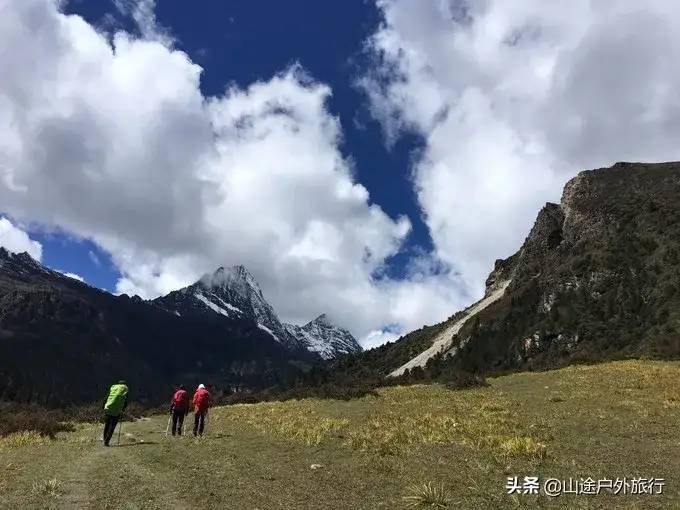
[{"xmin": 198, "ymin": 384, "xmax": 205, "ymax": 390}]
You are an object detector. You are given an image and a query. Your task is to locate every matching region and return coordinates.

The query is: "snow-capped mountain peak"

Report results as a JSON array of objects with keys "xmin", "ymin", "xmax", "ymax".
[
  {"xmin": 201, "ymin": 265, "xmax": 264, "ymax": 298},
  {"xmin": 0, "ymin": 248, "xmax": 72, "ymax": 281},
  {"xmin": 153, "ymin": 264, "xmax": 361, "ymax": 359},
  {"xmin": 312, "ymin": 313, "xmax": 332, "ymax": 326},
  {"xmin": 154, "ymin": 264, "xmax": 301, "ymax": 350},
  {"xmin": 284, "ymin": 314, "xmax": 362, "ymax": 360}
]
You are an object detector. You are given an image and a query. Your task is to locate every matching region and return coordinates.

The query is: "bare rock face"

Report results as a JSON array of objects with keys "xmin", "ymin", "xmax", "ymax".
[
  {"xmin": 284, "ymin": 314, "xmax": 362, "ymax": 360},
  {"xmin": 154, "ymin": 267, "xmax": 361, "ymax": 358},
  {"xmin": 153, "ymin": 265, "xmax": 304, "ymax": 350},
  {"xmin": 448, "ymin": 161, "xmax": 680, "ymax": 373},
  {"xmin": 350, "ymin": 162, "xmax": 680, "ymax": 378}
]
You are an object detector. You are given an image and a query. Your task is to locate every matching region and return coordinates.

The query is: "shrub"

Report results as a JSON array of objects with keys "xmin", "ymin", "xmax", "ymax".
[
  {"xmin": 442, "ymin": 371, "xmax": 488, "ymax": 390},
  {"xmin": 0, "ymin": 430, "xmax": 52, "ymax": 448},
  {"xmin": 124, "ymin": 401, "xmax": 147, "ymax": 420},
  {"xmin": 32, "ymin": 478, "xmax": 63, "ymax": 498},
  {"xmin": 403, "ymin": 482, "xmax": 450, "ymax": 508},
  {"xmin": 0, "ymin": 403, "xmax": 73, "ymax": 438},
  {"xmin": 0, "ymin": 400, "xmax": 155, "ymax": 438},
  {"xmin": 499, "ymin": 436, "xmax": 547, "ymax": 459},
  {"xmin": 63, "ymin": 403, "xmax": 102, "ymax": 423}
]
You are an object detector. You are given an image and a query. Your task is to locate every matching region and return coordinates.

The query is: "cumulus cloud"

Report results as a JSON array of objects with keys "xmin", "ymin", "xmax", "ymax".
[
  {"xmin": 363, "ymin": 0, "xmax": 680, "ymax": 297},
  {"xmin": 114, "ymin": 0, "xmax": 173, "ymax": 45},
  {"xmin": 0, "ymin": 217, "xmax": 43, "ymax": 261},
  {"xmin": 0, "ymin": 0, "xmax": 464, "ymax": 344}
]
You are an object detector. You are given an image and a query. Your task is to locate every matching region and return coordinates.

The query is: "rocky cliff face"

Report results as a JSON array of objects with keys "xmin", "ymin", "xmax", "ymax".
[
  {"xmin": 284, "ymin": 314, "xmax": 362, "ymax": 360},
  {"xmin": 442, "ymin": 161, "xmax": 680, "ymax": 373},
  {"xmin": 153, "ymin": 266, "xmax": 362, "ymax": 358},
  {"xmin": 352, "ymin": 162, "xmax": 680, "ymax": 379},
  {"xmin": 153, "ymin": 265, "xmax": 305, "ymax": 351}
]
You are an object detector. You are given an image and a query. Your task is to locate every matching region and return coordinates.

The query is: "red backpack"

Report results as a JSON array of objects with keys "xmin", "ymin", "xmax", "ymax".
[
  {"xmin": 172, "ymin": 389, "xmax": 188, "ymax": 411},
  {"xmin": 193, "ymin": 388, "xmax": 211, "ymax": 412}
]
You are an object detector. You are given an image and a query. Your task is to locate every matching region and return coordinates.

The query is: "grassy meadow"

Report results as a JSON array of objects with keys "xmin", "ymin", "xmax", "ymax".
[{"xmin": 1, "ymin": 360, "xmax": 679, "ymax": 509}]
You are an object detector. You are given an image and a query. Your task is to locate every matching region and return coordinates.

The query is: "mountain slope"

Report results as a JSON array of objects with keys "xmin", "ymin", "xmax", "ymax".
[
  {"xmin": 443, "ymin": 161, "xmax": 680, "ymax": 374},
  {"xmin": 388, "ymin": 281, "xmax": 510, "ymax": 376},
  {"xmin": 154, "ymin": 266, "xmax": 362, "ymax": 359},
  {"xmin": 152, "ymin": 265, "xmax": 305, "ymax": 351},
  {"xmin": 284, "ymin": 314, "xmax": 362, "ymax": 360},
  {"xmin": 0, "ymin": 251, "xmax": 306, "ymax": 405},
  {"xmin": 340, "ymin": 162, "xmax": 680, "ymax": 379}
]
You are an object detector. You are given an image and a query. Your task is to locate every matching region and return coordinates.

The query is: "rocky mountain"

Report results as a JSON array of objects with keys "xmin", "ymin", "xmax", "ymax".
[
  {"xmin": 153, "ymin": 265, "xmax": 362, "ymax": 358},
  {"xmin": 153, "ymin": 265, "xmax": 305, "ymax": 351},
  {"xmin": 284, "ymin": 314, "xmax": 362, "ymax": 360},
  {"xmin": 0, "ymin": 248, "xmax": 363, "ymax": 406},
  {"xmin": 0, "ymin": 252, "xmax": 311, "ymax": 405},
  {"xmin": 331, "ymin": 162, "xmax": 680, "ymax": 380}
]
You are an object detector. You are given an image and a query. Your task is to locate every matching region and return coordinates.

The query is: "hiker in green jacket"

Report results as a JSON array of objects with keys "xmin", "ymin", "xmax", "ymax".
[{"xmin": 103, "ymin": 380, "xmax": 128, "ymax": 446}]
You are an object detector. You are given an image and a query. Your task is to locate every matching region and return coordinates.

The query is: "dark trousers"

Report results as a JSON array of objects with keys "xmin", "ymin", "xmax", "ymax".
[
  {"xmin": 172, "ymin": 409, "xmax": 186, "ymax": 436},
  {"xmin": 193, "ymin": 411, "xmax": 207, "ymax": 436},
  {"xmin": 103, "ymin": 414, "xmax": 119, "ymax": 445}
]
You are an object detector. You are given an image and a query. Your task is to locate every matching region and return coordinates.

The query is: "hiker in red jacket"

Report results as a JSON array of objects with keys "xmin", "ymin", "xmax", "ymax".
[
  {"xmin": 170, "ymin": 384, "xmax": 189, "ymax": 436},
  {"xmin": 192, "ymin": 383, "xmax": 211, "ymax": 437}
]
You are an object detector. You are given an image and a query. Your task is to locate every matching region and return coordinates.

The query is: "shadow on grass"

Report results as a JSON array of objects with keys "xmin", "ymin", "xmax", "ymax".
[{"xmin": 116, "ymin": 441, "xmax": 159, "ymax": 447}]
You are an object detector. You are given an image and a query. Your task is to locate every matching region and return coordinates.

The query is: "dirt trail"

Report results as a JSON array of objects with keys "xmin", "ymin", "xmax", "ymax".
[
  {"xmin": 59, "ymin": 421, "xmax": 191, "ymax": 510},
  {"xmin": 389, "ymin": 280, "xmax": 511, "ymax": 377}
]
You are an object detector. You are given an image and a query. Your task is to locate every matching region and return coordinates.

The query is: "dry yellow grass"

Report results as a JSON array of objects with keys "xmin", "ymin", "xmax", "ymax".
[
  {"xmin": 403, "ymin": 481, "xmax": 451, "ymax": 508},
  {"xmin": 499, "ymin": 436, "xmax": 547, "ymax": 460},
  {"xmin": 3, "ymin": 360, "xmax": 680, "ymax": 509},
  {"xmin": 31, "ymin": 478, "xmax": 63, "ymax": 498},
  {"xmin": 222, "ymin": 401, "xmax": 349, "ymax": 446},
  {"xmin": 0, "ymin": 431, "xmax": 52, "ymax": 449},
  {"xmin": 220, "ymin": 383, "xmax": 548, "ymax": 460}
]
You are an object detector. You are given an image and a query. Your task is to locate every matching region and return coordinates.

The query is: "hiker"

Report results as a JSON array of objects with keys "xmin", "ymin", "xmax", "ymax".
[
  {"xmin": 192, "ymin": 383, "xmax": 211, "ymax": 436},
  {"xmin": 170, "ymin": 384, "xmax": 189, "ymax": 436},
  {"xmin": 103, "ymin": 380, "xmax": 128, "ymax": 446}
]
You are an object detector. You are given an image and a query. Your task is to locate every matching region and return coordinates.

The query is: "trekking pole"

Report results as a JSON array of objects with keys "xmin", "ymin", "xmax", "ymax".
[
  {"xmin": 117, "ymin": 419, "xmax": 123, "ymax": 445},
  {"xmin": 165, "ymin": 414, "xmax": 171, "ymax": 437}
]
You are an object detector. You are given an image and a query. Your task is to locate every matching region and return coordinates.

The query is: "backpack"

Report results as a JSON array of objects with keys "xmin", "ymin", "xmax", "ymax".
[
  {"xmin": 193, "ymin": 388, "xmax": 211, "ymax": 412},
  {"xmin": 172, "ymin": 389, "xmax": 188, "ymax": 410},
  {"xmin": 104, "ymin": 383, "xmax": 128, "ymax": 416}
]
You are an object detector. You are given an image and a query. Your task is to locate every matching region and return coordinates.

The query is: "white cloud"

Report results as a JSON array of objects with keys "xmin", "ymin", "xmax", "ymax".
[
  {"xmin": 59, "ymin": 271, "xmax": 85, "ymax": 283},
  {"xmin": 0, "ymin": 217, "xmax": 43, "ymax": 261},
  {"xmin": 88, "ymin": 250, "xmax": 101, "ymax": 266},
  {"xmin": 361, "ymin": 329, "xmax": 401, "ymax": 350},
  {"xmin": 363, "ymin": 0, "xmax": 680, "ymax": 297},
  {"xmin": 114, "ymin": 0, "xmax": 173, "ymax": 45},
  {"xmin": 0, "ymin": 0, "xmax": 463, "ymax": 345}
]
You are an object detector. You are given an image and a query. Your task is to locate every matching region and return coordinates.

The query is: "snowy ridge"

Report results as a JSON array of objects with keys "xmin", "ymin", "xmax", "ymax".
[
  {"xmin": 195, "ymin": 292, "xmax": 231, "ymax": 317},
  {"xmin": 257, "ymin": 323, "xmax": 279, "ymax": 341},
  {"xmin": 284, "ymin": 314, "xmax": 362, "ymax": 360},
  {"xmin": 152, "ymin": 264, "xmax": 361, "ymax": 359},
  {"xmin": 153, "ymin": 265, "xmax": 303, "ymax": 350},
  {"xmin": 0, "ymin": 248, "xmax": 86, "ymax": 284},
  {"xmin": 211, "ymin": 294, "xmax": 243, "ymax": 314}
]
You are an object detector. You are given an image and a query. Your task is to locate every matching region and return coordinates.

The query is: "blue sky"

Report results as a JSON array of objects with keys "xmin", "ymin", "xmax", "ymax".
[
  {"xmin": 2, "ymin": 0, "xmax": 680, "ymax": 344},
  {"xmin": 45, "ymin": 0, "xmax": 429, "ymax": 292}
]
